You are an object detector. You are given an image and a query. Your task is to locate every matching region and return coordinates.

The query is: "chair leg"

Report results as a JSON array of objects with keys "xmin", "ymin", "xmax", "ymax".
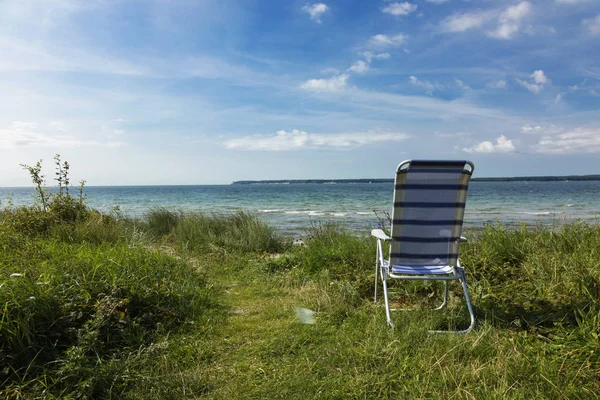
[
  {"xmin": 381, "ymin": 271, "xmax": 394, "ymax": 328},
  {"xmin": 434, "ymin": 280, "xmax": 449, "ymax": 311},
  {"xmin": 374, "ymin": 249, "xmax": 380, "ymax": 304},
  {"xmin": 429, "ymin": 270, "xmax": 475, "ymax": 334},
  {"xmin": 457, "ymin": 268, "xmax": 476, "ymax": 334}
]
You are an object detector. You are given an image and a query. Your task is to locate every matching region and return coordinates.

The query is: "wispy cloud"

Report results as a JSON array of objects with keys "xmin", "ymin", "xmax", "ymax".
[
  {"xmin": 0, "ymin": 121, "xmax": 126, "ymax": 149},
  {"xmin": 362, "ymin": 52, "xmax": 391, "ymax": 63},
  {"xmin": 223, "ymin": 129, "xmax": 410, "ymax": 151},
  {"xmin": 348, "ymin": 60, "xmax": 370, "ymax": 73},
  {"xmin": 320, "ymin": 67, "xmax": 340, "ymax": 75},
  {"xmin": 344, "ymin": 86, "xmax": 506, "ymax": 120},
  {"xmin": 439, "ymin": 12, "xmax": 487, "ymax": 33},
  {"xmin": 369, "ymin": 34, "xmax": 407, "ymax": 48},
  {"xmin": 516, "ymin": 70, "xmax": 549, "ymax": 94},
  {"xmin": 463, "ymin": 135, "xmax": 516, "ymax": 153},
  {"xmin": 300, "ymin": 74, "xmax": 349, "ymax": 92},
  {"xmin": 302, "ymin": 3, "xmax": 329, "ymax": 23},
  {"xmin": 455, "ymin": 79, "xmax": 471, "ymax": 91},
  {"xmin": 439, "ymin": 2, "xmax": 531, "ymax": 39},
  {"xmin": 382, "ymin": 2, "xmax": 417, "ymax": 16},
  {"xmin": 0, "ymin": 36, "xmax": 150, "ymax": 76},
  {"xmin": 533, "ymin": 127, "xmax": 600, "ymax": 153},
  {"xmin": 583, "ymin": 14, "xmax": 600, "ymax": 36},
  {"xmin": 409, "ymin": 75, "xmax": 441, "ymax": 95},
  {"xmin": 487, "ymin": 80, "xmax": 507, "ymax": 89}
]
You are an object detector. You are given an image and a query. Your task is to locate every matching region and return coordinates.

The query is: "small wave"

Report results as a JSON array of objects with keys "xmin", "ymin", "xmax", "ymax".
[
  {"xmin": 518, "ymin": 211, "xmax": 553, "ymax": 216},
  {"xmin": 284, "ymin": 210, "xmax": 326, "ymax": 216},
  {"xmin": 566, "ymin": 204, "xmax": 574, "ymax": 207},
  {"xmin": 259, "ymin": 209, "xmax": 283, "ymax": 213},
  {"xmin": 355, "ymin": 212, "xmax": 372, "ymax": 215},
  {"xmin": 333, "ymin": 212, "xmax": 347, "ymax": 217}
]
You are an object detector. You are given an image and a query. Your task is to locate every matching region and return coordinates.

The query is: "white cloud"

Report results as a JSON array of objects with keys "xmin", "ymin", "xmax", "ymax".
[
  {"xmin": 583, "ymin": 14, "xmax": 600, "ymax": 36},
  {"xmin": 487, "ymin": 1, "xmax": 531, "ymax": 39},
  {"xmin": 516, "ymin": 79, "xmax": 542, "ymax": 94},
  {"xmin": 409, "ymin": 75, "xmax": 441, "ymax": 95},
  {"xmin": 488, "ymin": 23, "xmax": 520, "ymax": 39},
  {"xmin": 300, "ymin": 74, "xmax": 349, "ymax": 92},
  {"xmin": 439, "ymin": 12, "xmax": 486, "ymax": 32},
  {"xmin": 0, "ymin": 121, "xmax": 125, "ymax": 149},
  {"xmin": 521, "ymin": 124, "xmax": 543, "ymax": 134},
  {"xmin": 533, "ymin": 127, "xmax": 600, "ymax": 154},
  {"xmin": 500, "ymin": 2, "xmax": 531, "ymax": 21},
  {"xmin": 516, "ymin": 70, "xmax": 549, "ymax": 94},
  {"xmin": 455, "ymin": 79, "xmax": 471, "ymax": 91},
  {"xmin": 362, "ymin": 52, "xmax": 391, "ymax": 63},
  {"xmin": 302, "ymin": 3, "xmax": 329, "ymax": 23},
  {"xmin": 487, "ymin": 80, "xmax": 507, "ymax": 89},
  {"xmin": 531, "ymin": 70, "xmax": 548, "ymax": 84},
  {"xmin": 223, "ymin": 129, "xmax": 410, "ymax": 151},
  {"xmin": 382, "ymin": 2, "xmax": 417, "ymax": 16},
  {"xmin": 369, "ymin": 34, "xmax": 407, "ymax": 48},
  {"xmin": 463, "ymin": 135, "xmax": 515, "ymax": 153},
  {"xmin": 348, "ymin": 60, "xmax": 370, "ymax": 73}
]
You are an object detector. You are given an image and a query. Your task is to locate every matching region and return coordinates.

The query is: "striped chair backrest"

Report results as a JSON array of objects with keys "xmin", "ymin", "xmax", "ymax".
[{"xmin": 390, "ymin": 160, "xmax": 474, "ymax": 267}]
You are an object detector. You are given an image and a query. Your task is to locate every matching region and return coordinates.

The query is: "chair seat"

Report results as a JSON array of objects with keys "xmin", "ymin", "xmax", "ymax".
[{"xmin": 388, "ymin": 262, "xmax": 454, "ymax": 275}]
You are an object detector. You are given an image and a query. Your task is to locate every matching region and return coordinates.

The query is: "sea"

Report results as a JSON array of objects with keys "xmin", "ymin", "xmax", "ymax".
[{"xmin": 1, "ymin": 181, "xmax": 599, "ymax": 236}]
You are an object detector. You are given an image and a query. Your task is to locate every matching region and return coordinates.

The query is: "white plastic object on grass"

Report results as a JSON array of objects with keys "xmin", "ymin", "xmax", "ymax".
[{"xmin": 295, "ymin": 307, "xmax": 316, "ymax": 324}]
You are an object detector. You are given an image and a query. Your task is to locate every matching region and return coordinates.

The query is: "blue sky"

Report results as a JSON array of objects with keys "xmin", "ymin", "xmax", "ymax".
[{"xmin": 1, "ymin": 0, "xmax": 599, "ymax": 185}]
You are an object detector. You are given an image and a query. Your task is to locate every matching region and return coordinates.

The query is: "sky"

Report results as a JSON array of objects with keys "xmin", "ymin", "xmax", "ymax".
[{"xmin": 1, "ymin": 0, "xmax": 599, "ymax": 186}]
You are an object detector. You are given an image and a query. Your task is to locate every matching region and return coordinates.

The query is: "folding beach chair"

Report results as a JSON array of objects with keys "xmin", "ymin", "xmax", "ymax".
[{"xmin": 372, "ymin": 160, "xmax": 476, "ymax": 333}]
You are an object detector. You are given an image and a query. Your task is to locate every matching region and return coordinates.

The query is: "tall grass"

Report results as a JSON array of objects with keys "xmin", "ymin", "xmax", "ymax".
[
  {"xmin": 145, "ymin": 208, "xmax": 290, "ymax": 254},
  {"xmin": 461, "ymin": 222, "xmax": 600, "ymax": 330}
]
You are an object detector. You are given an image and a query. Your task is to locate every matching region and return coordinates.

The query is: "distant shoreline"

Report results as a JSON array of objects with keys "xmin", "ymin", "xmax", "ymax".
[{"xmin": 232, "ymin": 175, "xmax": 600, "ymax": 185}]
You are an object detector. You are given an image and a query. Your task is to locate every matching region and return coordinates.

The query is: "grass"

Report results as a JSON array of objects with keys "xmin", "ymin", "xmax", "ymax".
[
  {"xmin": 186, "ymin": 221, "xmax": 600, "ymax": 399},
  {"xmin": 1, "ymin": 201, "xmax": 600, "ymax": 398},
  {"xmin": 0, "ymin": 207, "xmax": 224, "ymax": 398}
]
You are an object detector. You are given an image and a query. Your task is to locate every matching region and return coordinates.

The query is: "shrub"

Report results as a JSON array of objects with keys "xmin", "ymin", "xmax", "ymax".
[
  {"xmin": 0, "ymin": 241, "xmax": 220, "ymax": 394},
  {"xmin": 16, "ymin": 155, "xmax": 89, "ymax": 231}
]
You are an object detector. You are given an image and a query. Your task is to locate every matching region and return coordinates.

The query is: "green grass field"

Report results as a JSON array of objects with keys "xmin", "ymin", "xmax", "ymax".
[{"xmin": 1, "ymin": 200, "xmax": 599, "ymax": 398}]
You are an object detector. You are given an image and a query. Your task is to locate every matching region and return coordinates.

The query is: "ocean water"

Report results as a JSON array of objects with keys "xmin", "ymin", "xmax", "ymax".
[{"xmin": 1, "ymin": 181, "xmax": 599, "ymax": 235}]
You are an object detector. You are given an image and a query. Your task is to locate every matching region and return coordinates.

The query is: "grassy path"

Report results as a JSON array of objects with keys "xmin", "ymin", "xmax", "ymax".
[{"xmin": 198, "ymin": 261, "xmax": 321, "ymax": 399}]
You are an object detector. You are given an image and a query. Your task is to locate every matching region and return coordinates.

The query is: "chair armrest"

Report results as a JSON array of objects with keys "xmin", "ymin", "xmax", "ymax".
[{"xmin": 371, "ymin": 229, "xmax": 391, "ymax": 241}]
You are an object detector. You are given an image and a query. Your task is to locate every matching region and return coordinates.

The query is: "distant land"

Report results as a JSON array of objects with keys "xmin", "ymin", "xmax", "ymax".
[{"xmin": 232, "ymin": 175, "xmax": 600, "ymax": 185}]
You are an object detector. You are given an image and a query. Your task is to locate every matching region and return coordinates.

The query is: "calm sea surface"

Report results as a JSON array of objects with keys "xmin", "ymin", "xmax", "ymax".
[{"xmin": 1, "ymin": 181, "xmax": 599, "ymax": 236}]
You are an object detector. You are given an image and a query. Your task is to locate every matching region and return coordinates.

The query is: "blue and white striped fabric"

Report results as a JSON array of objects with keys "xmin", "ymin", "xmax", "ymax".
[{"xmin": 389, "ymin": 160, "xmax": 472, "ymax": 268}]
